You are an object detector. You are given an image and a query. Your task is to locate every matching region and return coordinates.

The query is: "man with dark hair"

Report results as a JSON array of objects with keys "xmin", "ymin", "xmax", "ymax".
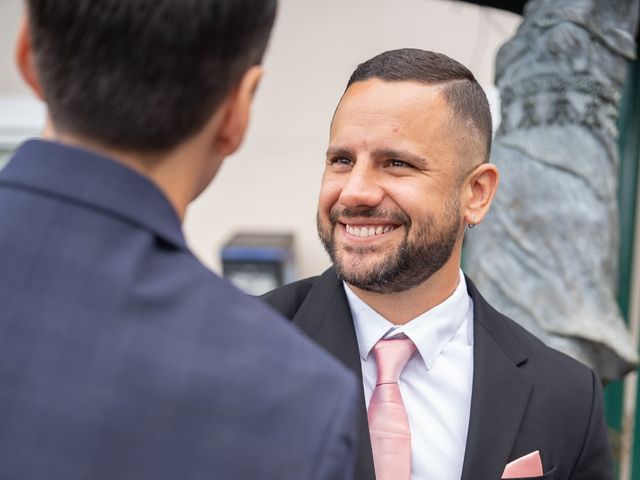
[
  {"xmin": 264, "ymin": 49, "xmax": 613, "ymax": 480},
  {"xmin": 0, "ymin": 1, "xmax": 358, "ymax": 479}
]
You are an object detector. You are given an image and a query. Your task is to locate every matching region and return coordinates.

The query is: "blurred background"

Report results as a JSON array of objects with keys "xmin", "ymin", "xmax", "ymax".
[
  {"xmin": 0, "ymin": 0, "xmax": 521, "ymax": 277},
  {"xmin": 1, "ymin": 0, "xmax": 639, "ymax": 478}
]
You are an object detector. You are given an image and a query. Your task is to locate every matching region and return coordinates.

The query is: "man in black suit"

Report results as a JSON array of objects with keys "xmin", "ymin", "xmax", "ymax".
[
  {"xmin": 0, "ymin": 1, "xmax": 359, "ymax": 478},
  {"xmin": 263, "ymin": 49, "xmax": 613, "ymax": 479}
]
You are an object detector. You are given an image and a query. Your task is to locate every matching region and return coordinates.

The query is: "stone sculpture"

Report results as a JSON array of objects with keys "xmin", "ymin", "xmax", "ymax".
[{"xmin": 465, "ymin": 0, "xmax": 640, "ymax": 382}]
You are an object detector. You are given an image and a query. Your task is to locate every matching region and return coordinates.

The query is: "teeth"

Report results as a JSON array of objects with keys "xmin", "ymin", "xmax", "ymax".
[{"xmin": 346, "ymin": 224, "xmax": 396, "ymax": 237}]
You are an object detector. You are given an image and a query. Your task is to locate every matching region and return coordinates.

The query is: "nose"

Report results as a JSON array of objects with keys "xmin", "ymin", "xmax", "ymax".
[{"xmin": 338, "ymin": 162, "xmax": 384, "ymax": 209}]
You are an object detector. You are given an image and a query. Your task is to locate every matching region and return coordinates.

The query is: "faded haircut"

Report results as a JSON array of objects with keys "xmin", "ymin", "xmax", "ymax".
[{"xmin": 347, "ymin": 48, "xmax": 492, "ymax": 163}]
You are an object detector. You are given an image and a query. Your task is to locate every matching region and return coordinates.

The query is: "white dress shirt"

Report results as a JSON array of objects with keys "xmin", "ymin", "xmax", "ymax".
[{"xmin": 344, "ymin": 270, "xmax": 474, "ymax": 480}]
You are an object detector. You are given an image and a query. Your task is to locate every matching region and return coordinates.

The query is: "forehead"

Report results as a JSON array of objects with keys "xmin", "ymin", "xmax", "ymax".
[{"xmin": 330, "ymin": 79, "xmax": 454, "ymax": 149}]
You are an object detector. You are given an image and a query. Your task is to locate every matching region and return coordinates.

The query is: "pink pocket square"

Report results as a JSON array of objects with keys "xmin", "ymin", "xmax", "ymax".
[{"xmin": 501, "ymin": 450, "xmax": 544, "ymax": 478}]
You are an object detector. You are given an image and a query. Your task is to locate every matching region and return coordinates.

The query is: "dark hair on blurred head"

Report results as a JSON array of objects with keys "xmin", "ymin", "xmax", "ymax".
[
  {"xmin": 26, "ymin": 0, "xmax": 278, "ymax": 152},
  {"xmin": 347, "ymin": 48, "xmax": 492, "ymax": 162}
]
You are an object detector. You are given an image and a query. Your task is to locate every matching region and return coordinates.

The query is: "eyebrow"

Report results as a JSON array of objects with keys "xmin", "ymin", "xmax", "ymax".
[
  {"xmin": 325, "ymin": 146, "xmax": 354, "ymax": 158},
  {"xmin": 326, "ymin": 146, "xmax": 427, "ymax": 167}
]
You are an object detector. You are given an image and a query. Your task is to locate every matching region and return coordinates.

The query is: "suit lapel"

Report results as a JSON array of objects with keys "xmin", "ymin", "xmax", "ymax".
[
  {"xmin": 289, "ymin": 272, "xmax": 533, "ymax": 480},
  {"xmin": 290, "ymin": 269, "xmax": 375, "ymax": 480},
  {"xmin": 461, "ymin": 279, "xmax": 533, "ymax": 480}
]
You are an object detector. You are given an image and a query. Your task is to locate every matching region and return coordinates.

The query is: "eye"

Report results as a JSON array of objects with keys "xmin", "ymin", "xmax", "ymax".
[
  {"xmin": 328, "ymin": 156, "xmax": 353, "ymax": 167},
  {"xmin": 388, "ymin": 159, "xmax": 411, "ymax": 168}
]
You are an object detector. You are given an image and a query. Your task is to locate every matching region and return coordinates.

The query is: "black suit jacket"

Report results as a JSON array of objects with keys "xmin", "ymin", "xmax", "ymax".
[{"xmin": 263, "ymin": 268, "xmax": 614, "ymax": 480}]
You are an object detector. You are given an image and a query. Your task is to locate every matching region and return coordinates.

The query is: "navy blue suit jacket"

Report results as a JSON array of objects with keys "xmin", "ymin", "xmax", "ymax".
[{"xmin": 0, "ymin": 140, "xmax": 358, "ymax": 479}]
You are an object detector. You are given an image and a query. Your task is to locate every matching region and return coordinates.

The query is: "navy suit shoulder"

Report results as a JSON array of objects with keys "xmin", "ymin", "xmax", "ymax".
[{"xmin": 0, "ymin": 141, "xmax": 358, "ymax": 480}]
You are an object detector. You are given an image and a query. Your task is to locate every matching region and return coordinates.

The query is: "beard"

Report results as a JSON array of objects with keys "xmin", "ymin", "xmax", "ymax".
[{"xmin": 317, "ymin": 200, "xmax": 462, "ymax": 293}]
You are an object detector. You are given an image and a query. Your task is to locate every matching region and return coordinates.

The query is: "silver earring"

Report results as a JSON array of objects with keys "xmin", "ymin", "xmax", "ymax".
[{"xmin": 468, "ymin": 215, "xmax": 477, "ymax": 229}]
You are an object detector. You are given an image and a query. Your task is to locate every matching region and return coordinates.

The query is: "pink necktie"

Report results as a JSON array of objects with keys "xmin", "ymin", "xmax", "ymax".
[{"xmin": 368, "ymin": 337, "xmax": 417, "ymax": 480}]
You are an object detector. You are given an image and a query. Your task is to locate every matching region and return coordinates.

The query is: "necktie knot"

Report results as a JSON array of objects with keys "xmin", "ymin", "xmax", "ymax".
[{"xmin": 373, "ymin": 337, "xmax": 416, "ymax": 385}]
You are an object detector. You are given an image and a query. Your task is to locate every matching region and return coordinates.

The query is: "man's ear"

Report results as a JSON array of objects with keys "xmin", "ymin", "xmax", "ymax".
[
  {"xmin": 214, "ymin": 65, "xmax": 263, "ymax": 157},
  {"xmin": 462, "ymin": 163, "xmax": 499, "ymax": 226},
  {"xmin": 15, "ymin": 10, "xmax": 44, "ymax": 100}
]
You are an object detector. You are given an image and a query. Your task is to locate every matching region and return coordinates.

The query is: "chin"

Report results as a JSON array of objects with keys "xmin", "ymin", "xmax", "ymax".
[{"xmin": 336, "ymin": 253, "xmax": 387, "ymax": 280}]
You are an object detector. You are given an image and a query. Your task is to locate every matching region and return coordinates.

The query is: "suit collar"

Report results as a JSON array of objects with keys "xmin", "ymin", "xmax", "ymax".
[{"xmin": 1, "ymin": 140, "xmax": 186, "ymax": 250}]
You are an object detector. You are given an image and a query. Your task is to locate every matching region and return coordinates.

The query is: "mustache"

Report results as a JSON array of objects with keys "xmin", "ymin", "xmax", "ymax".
[{"xmin": 329, "ymin": 206, "xmax": 409, "ymax": 225}]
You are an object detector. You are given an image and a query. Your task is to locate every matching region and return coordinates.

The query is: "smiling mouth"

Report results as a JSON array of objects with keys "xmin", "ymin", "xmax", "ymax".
[{"xmin": 344, "ymin": 223, "xmax": 399, "ymax": 238}]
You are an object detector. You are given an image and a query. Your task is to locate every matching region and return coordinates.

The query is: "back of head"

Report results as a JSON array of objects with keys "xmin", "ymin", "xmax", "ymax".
[
  {"xmin": 26, "ymin": 0, "xmax": 277, "ymax": 153},
  {"xmin": 347, "ymin": 48, "xmax": 492, "ymax": 163}
]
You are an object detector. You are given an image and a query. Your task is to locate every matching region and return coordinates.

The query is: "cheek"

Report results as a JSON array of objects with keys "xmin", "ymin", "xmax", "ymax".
[
  {"xmin": 318, "ymin": 177, "xmax": 343, "ymax": 213},
  {"xmin": 388, "ymin": 185, "xmax": 459, "ymax": 227},
  {"xmin": 385, "ymin": 183, "xmax": 429, "ymax": 216}
]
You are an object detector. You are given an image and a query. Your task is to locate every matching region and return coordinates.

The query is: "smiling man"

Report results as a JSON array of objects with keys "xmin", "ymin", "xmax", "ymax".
[{"xmin": 263, "ymin": 49, "xmax": 613, "ymax": 480}]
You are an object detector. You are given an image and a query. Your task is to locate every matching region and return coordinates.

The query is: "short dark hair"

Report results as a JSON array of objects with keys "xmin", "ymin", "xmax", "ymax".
[
  {"xmin": 347, "ymin": 48, "xmax": 492, "ymax": 162},
  {"xmin": 26, "ymin": 0, "xmax": 278, "ymax": 152}
]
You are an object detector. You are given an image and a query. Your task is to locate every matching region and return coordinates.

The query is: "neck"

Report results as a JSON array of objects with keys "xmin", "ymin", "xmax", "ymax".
[
  {"xmin": 44, "ymin": 125, "xmax": 218, "ymax": 221},
  {"xmin": 347, "ymin": 251, "xmax": 463, "ymax": 325}
]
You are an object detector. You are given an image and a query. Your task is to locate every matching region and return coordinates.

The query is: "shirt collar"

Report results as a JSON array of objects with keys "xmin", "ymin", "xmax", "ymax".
[
  {"xmin": 1, "ymin": 139, "xmax": 187, "ymax": 250},
  {"xmin": 345, "ymin": 270, "xmax": 472, "ymax": 370}
]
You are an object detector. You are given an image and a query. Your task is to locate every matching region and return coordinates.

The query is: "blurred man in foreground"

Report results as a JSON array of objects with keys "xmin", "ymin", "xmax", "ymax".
[
  {"xmin": 0, "ymin": 1, "xmax": 358, "ymax": 478},
  {"xmin": 264, "ymin": 49, "xmax": 613, "ymax": 480}
]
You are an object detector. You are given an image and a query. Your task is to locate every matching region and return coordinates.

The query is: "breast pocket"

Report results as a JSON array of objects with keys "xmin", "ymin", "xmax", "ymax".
[{"xmin": 502, "ymin": 467, "xmax": 556, "ymax": 480}]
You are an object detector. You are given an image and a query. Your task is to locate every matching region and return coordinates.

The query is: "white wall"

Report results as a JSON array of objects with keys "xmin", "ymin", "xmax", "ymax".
[
  {"xmin": 0, "ymin": 0, "xmax": 520, "ymax": 278},
  {"xmin": 0, "ymin": 1, "xmax": 30, "ymax": 96}
]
